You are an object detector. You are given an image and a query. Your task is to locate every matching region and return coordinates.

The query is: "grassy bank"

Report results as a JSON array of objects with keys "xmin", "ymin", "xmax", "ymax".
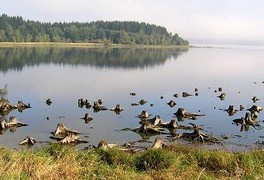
[
  {"xmin": 0, "ymin": 42, "xmax": 189, "ymax": 49},
  {"xmin": 0, "ymin": 144, "xmax": 263, "ymax": 179}
]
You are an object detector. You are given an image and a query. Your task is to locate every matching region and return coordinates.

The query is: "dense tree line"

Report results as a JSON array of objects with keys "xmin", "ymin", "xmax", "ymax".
[{"xmin": 0, "ymin": 14, "xmax": 189, "ymax": 45}]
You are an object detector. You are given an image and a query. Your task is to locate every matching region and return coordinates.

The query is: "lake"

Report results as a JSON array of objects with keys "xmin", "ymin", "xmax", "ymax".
[{"xmin": 0, "ymin": 45, "xmax": 264, "ymax": 151}]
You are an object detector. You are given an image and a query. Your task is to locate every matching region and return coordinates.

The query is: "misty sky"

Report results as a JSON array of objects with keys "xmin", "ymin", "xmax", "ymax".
[{"xmin": 0, "ymin": 0, "xmax": 263, "ymax": 45}]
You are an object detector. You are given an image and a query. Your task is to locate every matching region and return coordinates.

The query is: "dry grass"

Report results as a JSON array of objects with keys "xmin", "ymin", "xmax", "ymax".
[{"xmin": 0, "ymin": 144, "xmax": 263, "ymax": 179}]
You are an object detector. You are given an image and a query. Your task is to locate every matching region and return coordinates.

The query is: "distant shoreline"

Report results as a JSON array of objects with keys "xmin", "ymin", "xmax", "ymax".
[{"xmin": 0, "ymin": 42, "xmax": 189, "ymax": 49}]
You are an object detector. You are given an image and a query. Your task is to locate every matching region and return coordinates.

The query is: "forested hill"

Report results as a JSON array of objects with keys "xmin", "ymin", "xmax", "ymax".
[{"xmin": 0, "ymin": 14, "xmax": 188, "ymax": 46}]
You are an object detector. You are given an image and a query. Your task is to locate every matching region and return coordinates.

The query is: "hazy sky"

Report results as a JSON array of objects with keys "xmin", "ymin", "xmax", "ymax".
[{"xmin": 1, "ymin": 0, "xmax": 263, "ymax": 45}]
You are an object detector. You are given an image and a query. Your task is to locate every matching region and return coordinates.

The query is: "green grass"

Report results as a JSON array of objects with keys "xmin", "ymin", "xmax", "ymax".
[{"xmin": 0, "ymin": 144, "xmax": 263, "ymax": 179}]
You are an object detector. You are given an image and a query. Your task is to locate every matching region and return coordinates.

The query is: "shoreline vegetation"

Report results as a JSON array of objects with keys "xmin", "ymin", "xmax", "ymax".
[
  {"xmin": 0, "ymin": 14, "xmax": 189, "ymax": 46},
  {"xmin": 0, "ymin": 42, "xmax": 189, "ymax": 49},
  {"xmin": 0, "ymin": 143, "xmax": 263, "ymax": 179}
]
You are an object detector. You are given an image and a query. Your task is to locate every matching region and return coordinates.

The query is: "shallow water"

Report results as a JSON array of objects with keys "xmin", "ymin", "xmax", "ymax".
[{"xmin": 0, "ymin": 46, "xmax": 264, "ymax": 151}]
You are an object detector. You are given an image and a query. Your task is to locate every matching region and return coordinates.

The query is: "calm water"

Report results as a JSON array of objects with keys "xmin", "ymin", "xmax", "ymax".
[{"xmin": 0, "ymin": 46, "xmax": 264, "ymax": 151}]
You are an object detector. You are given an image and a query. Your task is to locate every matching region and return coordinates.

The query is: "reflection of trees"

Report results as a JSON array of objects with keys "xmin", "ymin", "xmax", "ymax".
[{"xmin": 0, "ymin": 47, "xmax": 188, "ymax": 72}]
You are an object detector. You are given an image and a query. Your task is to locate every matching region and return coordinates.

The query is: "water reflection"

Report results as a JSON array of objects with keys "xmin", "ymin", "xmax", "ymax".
[
  {"xmin": 0, "ymin": 47, "xmax": 188, "ymax": 72},
  {"xmin": 0, "ymin": 46, "xmax": 264, "ymax": 151}
]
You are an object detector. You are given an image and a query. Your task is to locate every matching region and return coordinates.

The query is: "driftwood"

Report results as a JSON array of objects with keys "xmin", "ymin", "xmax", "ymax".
[
  {"xmin": 110, "ymin": 104, "xmax": 124, "ymax": 114},
  {"xmin": 137, "ymin": 110, "xmax": 151, "ymax": 119},
  {"xmin": 17, "ymin": 101, "xmax": 31, "ymax": 112},
  {"xmin": 175, "ymin": 123, "xmax": 219, "ymax": 143},
  {"xmin": 218, "ymin": 93, "xmax": 226, "ymax": 100},
  {"xmin": 140, "ymin": 115, "xmax": 166, "ymax": 126},
  {"xmin": 173, "ymin": 93, "xmax": 178, "ymax": 98},
  {"xmin": 225, "ymin": 105, "xmax": 238, "ymax": 116},
  {"xmin": 252, "ymin": 96, "xmax": 260, "ymax": 103},
  {"xmin": 19, "ymin": 136, "xmax": 36, "ymax": 146},
  {"xmin": 247, "ymin": 105, "xmax": 263, "ymax": 114},
  {"xmin": 174, "ymin": 108, "xmax": 205, "ymax": 120},
  {"xmin": 50, "ymin": 124, "xmax": 86, "ymax": 144},
  {"xmin": 78, "ymin": 98, "xmax": 91, "ymax": 109},
  {"xmin": 59, "ymin": 133, "xmax": 88, "ymax": 144},
  {"xmin": 134, "ymin": 121, "xmax": 166, "ymax": 135},
  {"xmin": 240, "ymin": 105, "xmax": 245, "ymax": 111},
  {"xmin": 139, "ymin": 99, "xmax": 148, "ymax": 105},
  {"xmin": 151, "ymin": 137, "xmax": 167, "ymax": 149},
  {"xmin": 91, "ymin": 138, "xmax": 166, "ymax": 152},
  {"xmin": 92, "ymin": 101, "xmax": 107, "ymax": 112},
  {"xmin": 182, "ymin": 92, "xmax": 193, "ymax": 97},
  {"xmin": 81, "ymin": 113, "xmax": 93, "ymax": 123},
  {"xmin": 0, "ymin": 116, "xmax": 28, "ymax": 130},
  {"xmin": 0, "ymin": 98, "xmax": 16, "ymax": 114},
  {"xmin": 167, "ymin": 100, "xmax": 176, "ymax": 107},
  {"xmin": 232, "ymin": 112, "xmax": 261, "ymax": 131},
  {"xmin": 52, "ymin": 123, "xmax": 79, "ymax": 138}
]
